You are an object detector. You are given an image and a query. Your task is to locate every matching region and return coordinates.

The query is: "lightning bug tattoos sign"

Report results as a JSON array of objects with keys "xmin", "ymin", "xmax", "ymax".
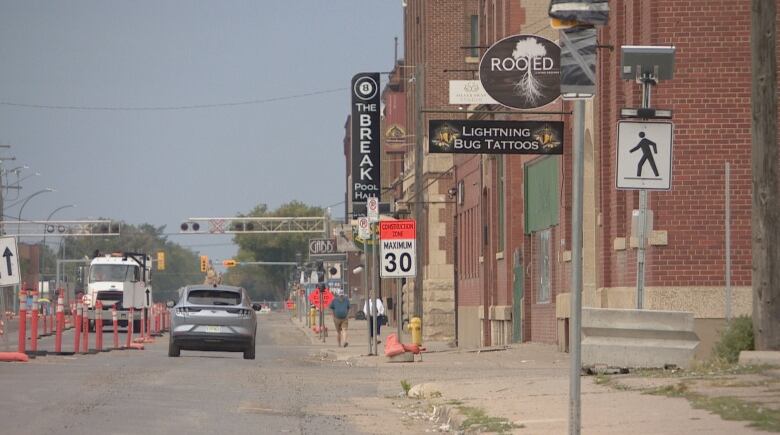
[{"xmin": 428, "ymin": 120, "xmax": 564, "ymax": 155}]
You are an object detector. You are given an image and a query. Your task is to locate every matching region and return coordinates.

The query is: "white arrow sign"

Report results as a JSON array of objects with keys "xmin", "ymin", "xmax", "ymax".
[{"xmin": 0, "ymin": 237, "xmax": 20, "ymax": 287}]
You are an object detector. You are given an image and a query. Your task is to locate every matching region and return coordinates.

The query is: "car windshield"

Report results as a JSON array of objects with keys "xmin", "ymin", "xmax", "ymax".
[
  {"xmin": 187, "ymin": 290, "xmax": 241, "ymax": 306},
  {"xmin": 90, "ymin": 265, "xmax": 134, "ymax": 282}
]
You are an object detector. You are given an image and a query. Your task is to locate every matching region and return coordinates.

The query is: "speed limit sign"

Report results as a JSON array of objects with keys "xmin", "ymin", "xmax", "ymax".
[{"xmin": 379, "ymin": 219, "xmax": 416, "ymax": 278}]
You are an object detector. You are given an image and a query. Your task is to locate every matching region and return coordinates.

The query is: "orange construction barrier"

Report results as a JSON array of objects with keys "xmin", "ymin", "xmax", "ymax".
[
  {"xmin": 140, "ymin": 307, "xmax": 146, "ymax": 339},
  {"xmin": 74, "ymin": 298, "xmax": 82, "ymax": 352},
  {"xmin": 55, "ymin": 290, "xmax": 64, "ymax": 354},
  {"xmin": 30, "ymin": 292, "xmax": 39, "ymax": 354},
  {"xmin": 95, "ymin": 301, "xmax": 103, "ymax": 352},
  {"xmin": 126, "ymin": 307, "xmax": 134, "ymax": 348},
  {"xmin": 383, "ymin": 333, "xmax": 405, "ymax": 357},
  {"xmin": 0, "ymin": 352, "xmax": 29, "ymax": 362},
  {"xmin": 112, "ymin": 307, "xmax": 119, "ymax": 349},
  {"xmin": 17, "ymin": 290, "xmax": 27, "ymax": 354},
  {"xmin": 81, "ymin": 303, "xmax": 89, "ymax": 354}
]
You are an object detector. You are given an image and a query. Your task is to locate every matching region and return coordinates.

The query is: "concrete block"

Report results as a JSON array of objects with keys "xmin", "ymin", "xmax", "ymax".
[
  {"xmin": 739, "ymin": 351, "xmax": 780, "ymax": 366},
  {"xmin": 581, "ymin": 308, "xmax": 699, "ymax": 369},
  {"xmin": 387, "ymin": 352, "xmax": 415, "ymax": 363}
]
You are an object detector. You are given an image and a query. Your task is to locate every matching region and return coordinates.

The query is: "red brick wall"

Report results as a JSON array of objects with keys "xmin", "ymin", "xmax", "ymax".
[
  {"xmin": 599, "ymin": 0, "xmax": 755, "ymax": 289},
  {"xmin": 455, "ymin": 154, "xmax": 483, "ymax": 308}
]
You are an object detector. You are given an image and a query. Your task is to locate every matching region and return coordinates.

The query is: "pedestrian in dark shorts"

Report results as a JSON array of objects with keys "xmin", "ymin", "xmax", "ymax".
[{"xmin": 329, "ymin": 290, "xmax": 350, "ymax": 347}]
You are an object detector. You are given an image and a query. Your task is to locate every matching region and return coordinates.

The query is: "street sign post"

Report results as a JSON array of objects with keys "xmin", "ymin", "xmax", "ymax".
[
  {"xmin": 0, "ymin": 237, "xmax": 20, "ymax": 287},
  {"xmin": 616, "ymin": 121, "xmax": 674, "ymax": 190},
  {"xmin": 357, "ymin": 217, "xmax": 371, "ymax": 240},
  {"xmin": 379, "ymin": 220, "xmax": 416, "ymax": 278},
  {"xmin": 367, "ymin": 197, "xmax": 379, "ymax": 223}
]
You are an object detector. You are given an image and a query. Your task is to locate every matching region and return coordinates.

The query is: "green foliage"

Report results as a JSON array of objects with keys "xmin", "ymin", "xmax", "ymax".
[
  {"xmin": 456, "ymin": 406, "xmax": 520, "ymax": 433},
  {"xmin": 400, "ymin": 379, "xmax": 412, "ymax": 395},
  {"xmin": 713, "ymin": 315, "xmax": 755, "ymax": 364},
  {"xmin": 225, "ymin": 201, "xmax": 324, "ymax": 301}
]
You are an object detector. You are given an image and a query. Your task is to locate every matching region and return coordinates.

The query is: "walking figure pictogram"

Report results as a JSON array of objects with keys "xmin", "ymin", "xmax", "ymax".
[{"xmin": 630, "ymin": 132, "xmax": 659, "ymax": 177}]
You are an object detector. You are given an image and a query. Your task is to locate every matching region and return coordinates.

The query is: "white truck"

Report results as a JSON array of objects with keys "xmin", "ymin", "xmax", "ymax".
[{"xmin": 83, "ymin": 252, "xmax": 153, "ymax": 330}]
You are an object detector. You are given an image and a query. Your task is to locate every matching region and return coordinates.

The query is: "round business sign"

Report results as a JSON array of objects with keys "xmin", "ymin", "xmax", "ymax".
[
  {"xmin": 353, "ymin": 76, "xmax": 378, "ymax": 101},
  {"xmin": 479, "ymin": 34, "xmax": 561, "ymax": 110}
]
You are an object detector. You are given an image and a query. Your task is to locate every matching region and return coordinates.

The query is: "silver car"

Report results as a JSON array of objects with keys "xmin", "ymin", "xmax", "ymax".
[{"xmin": 169, "ymin": 285, "xmax": 257, "ymax": 359}]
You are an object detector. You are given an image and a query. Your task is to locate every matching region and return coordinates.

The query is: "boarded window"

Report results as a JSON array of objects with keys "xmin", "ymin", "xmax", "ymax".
[{"xmin": 524, "ymin": 156, "xmax": 560, "ymax": 234}]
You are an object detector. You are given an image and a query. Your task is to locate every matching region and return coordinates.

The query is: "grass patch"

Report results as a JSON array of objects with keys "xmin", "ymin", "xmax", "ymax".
[
  {"xmin": 445, "ymin": 399, "xmax": 464, "ymax": 406},
  {"xmin": 690, "ymin": 396, "xmax": 780, "ymax": 432},
  {"xmin": 400, "ymin": 379, "xmax": 411, "ymax": 396},
  {"xmin": 643, "ymin": 381, "xmax": 780, "ymax": 432},
  {"xmin": 643, "ymin": 382, "xmax": 690, "ymax": 398},
  {"xmin": 457, "ymin": 406, "xmax": 520, "ymax": 433},
  {"xmin": 713, "ymin": 315, "xmax": 754, "ymax": 364}
]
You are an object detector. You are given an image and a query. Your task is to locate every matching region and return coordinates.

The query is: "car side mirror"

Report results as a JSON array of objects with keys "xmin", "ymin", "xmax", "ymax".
[{"xmin": 166, "ymin": 300, "xmax": 175, "ymax": 308}]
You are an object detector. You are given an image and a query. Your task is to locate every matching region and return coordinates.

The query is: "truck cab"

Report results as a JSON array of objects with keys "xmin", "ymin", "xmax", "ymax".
[{"xmin": 84, "ymin": 252, "xmax": 152, "ymax": 327}]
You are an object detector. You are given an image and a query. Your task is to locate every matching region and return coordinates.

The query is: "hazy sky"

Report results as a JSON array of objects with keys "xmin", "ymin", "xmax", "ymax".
[{"xmin": 0, "ymin": 1, "xmax": 403, "ymax": 261}]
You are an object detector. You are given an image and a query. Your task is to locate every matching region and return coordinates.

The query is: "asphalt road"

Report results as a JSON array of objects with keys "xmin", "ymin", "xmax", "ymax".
[{"xmin": 0, "ymin": 312, "xmax": 383, "ymax": 435}]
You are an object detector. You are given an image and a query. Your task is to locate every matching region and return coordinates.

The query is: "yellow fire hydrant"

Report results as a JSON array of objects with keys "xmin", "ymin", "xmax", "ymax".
[
  {"xmin": 309, "ymin": 307, "xmax": 317, "ymax": 327},
  {"xmin": 407, "ymin": 316, "xmax": 422, "ymax": 346}
]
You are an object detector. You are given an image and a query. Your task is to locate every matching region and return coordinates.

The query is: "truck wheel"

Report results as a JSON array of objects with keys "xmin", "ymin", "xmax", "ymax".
[
  {"xmin": 168, "ymin": 339, "xmax": 180, "ymax": 357},
  {"xmin": 243, "ymin": 339, "xmax": 255, "ymax": 360}
]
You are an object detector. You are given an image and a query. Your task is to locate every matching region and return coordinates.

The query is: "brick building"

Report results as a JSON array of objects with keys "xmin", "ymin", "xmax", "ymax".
[
  {"xmin": 347, "ymin": 0, "xmax": 777, "ymax": 353},
  {"xmin": 396, "ymin": 0, "xmax": 482, "ymax": 342},
  {"xmin": 454, "ymin": 0, "xmax": 777, "ymax": 355}
]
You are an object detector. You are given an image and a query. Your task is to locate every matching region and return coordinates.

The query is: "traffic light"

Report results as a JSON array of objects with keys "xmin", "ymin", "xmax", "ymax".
[
  {"xmin": 200, "ymin": 255, "xmax": 208, "ymax": 272},
  {"xmin": 157, "ymin": 251, "xmax": 166, "ymax": 271},
  {"xmin": 316, "ymin": 260, "xmax": 325, "ymax": 283},
  {"xmin": 223, "ymin": 259, "xmax": 237, "ymax": 268}
]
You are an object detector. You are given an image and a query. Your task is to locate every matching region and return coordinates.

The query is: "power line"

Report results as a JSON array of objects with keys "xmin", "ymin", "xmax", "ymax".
[{"xmin": 0, "ymin": 88, "xmax": 347, "ymax": 112}]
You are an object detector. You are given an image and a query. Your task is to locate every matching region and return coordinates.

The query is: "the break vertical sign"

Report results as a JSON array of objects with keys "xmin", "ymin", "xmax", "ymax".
[{"xmin": 351, "ymin": 73, "xmax": 381, "ymax": 202}]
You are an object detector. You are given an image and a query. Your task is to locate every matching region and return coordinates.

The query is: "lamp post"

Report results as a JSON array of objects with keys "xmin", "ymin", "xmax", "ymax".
[
  {"xmin": 14, "ymin": 188, "xmax": 55, "ymax": 312},
  {"xmin": 16, "ymin": 188, "xmax": 55, "ymax": 236},
  {"xmin": 40, "ymin": 204, "xmax": 76, "ymax": 297}
]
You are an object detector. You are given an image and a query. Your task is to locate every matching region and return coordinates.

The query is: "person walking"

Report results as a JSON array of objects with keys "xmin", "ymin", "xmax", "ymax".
[
  {"xmin": 363, "ymin": 297, "xmax": 385, "ymax": 343},
  {"xmin": 329, "ymin": 290, "xmax": 350, "ymax": 347}
]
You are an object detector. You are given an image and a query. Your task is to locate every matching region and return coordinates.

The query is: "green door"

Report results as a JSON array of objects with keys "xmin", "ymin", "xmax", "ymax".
[{"xmin": 512, "ymin": 248, "xmax": 523, "ymax": 343}]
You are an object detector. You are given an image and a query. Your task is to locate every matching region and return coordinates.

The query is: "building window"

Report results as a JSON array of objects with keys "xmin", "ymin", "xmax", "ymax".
[
  {"xmin": 469, "ymin": 15, "xmax": 479, "ymax": 57},
  {"xmin": 536, "ymin": 228, "xmax": 551, "ymax": 304}
]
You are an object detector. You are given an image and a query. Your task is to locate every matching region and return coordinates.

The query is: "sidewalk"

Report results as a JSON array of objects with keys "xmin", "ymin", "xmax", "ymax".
[{"xmin": 289, "ymin": 313, "xmax": 775, "ymax": 434}]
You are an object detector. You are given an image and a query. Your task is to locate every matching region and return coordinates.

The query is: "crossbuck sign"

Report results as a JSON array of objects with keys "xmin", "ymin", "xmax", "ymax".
[{"xmin": 379, "ymin": 220, "xmax": 416, "ymax": 278}]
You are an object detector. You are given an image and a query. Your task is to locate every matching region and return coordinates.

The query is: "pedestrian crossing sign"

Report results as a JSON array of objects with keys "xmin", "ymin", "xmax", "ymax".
[{"xmin": 616, "ymin": 121, "xmax": 674, "ymax": 190}]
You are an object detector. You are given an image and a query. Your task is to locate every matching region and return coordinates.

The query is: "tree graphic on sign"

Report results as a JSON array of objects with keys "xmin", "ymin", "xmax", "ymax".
[{"xmin": 512, "ymin": 37, "xmax": 547, "ymax": 106}]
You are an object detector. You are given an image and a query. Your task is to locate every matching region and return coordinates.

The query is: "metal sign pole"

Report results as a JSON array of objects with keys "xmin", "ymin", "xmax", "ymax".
[
  {"xmin": 569, "ymin": 99, "xmax": 585, "ymax": 435},
  {"xmin": 365, "ymin": 245, "xmax": 372, "ymax": 355},
  {"xmin": 397, "ymin": 278, "xmax": 402, "ymax": 339},
  {"xmin": 372, "ymin": 224, "xmax": 379, "ymax": 356},
  {"xmin": 320, "ymin": 289, "xmax": 325, "ymax": 342},
  {"xmin": 725, "ymin": 162, "xmax": 732, "ymax": 321},
  {"xmin": 636, "ymin": 78, "xmax": 654, "ymax": 309}
]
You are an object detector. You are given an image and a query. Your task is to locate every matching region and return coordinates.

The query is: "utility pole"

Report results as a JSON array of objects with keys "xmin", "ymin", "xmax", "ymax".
[
  {"xmin": 751, "ymin": 0, "xmax": 780, "ymax": 350},
  {"xmin": 413, "ymin": 64, "xmax": 424, "ymax": 319}
]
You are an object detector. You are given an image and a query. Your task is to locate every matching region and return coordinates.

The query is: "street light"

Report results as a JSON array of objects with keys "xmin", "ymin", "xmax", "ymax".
[
  {"xmin": 17, "ymin": 188, "xmax": 56, "ymax": 236},
  {"xmin": 40, "ymin": 204, "xmax": 76, "ymax": 295}
]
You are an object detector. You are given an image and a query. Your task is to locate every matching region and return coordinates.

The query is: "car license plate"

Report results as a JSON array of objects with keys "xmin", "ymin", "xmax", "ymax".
[{"xmin": 206, "ymin": 326, "xmax": 221, "ymax": 333}]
